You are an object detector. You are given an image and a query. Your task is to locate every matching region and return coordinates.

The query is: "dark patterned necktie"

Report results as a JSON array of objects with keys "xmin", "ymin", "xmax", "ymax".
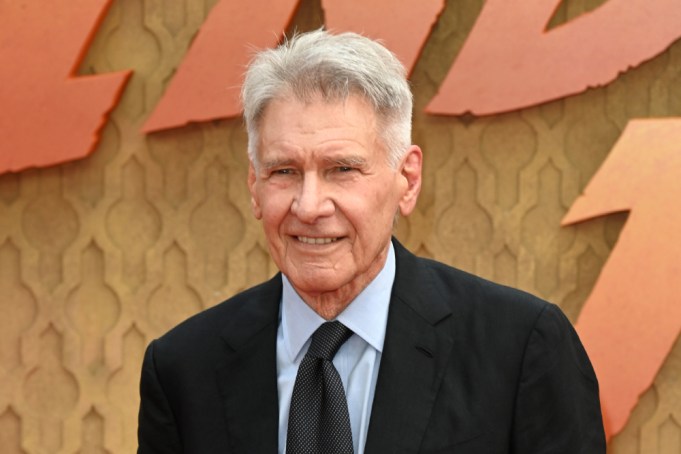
[{"xmin": 286, "ymin": 321, "xmax": 354, "ymax": 454}]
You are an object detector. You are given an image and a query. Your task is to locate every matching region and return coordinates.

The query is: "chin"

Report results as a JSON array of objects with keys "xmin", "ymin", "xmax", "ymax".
[{"xmin": 289, "ymin": 272, "xmax": 350, "ymax": 294}]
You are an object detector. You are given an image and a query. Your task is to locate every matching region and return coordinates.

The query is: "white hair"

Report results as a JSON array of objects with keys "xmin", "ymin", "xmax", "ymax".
[{"xmin": 241, "ymin": 29, "xmax": 413, "ymax": 168}]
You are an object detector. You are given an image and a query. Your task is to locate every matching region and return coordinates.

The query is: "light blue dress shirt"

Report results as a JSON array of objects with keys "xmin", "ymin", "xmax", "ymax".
[{"xmin": 277, "ymin": 243, "xmax": 396, "ymax": 454}]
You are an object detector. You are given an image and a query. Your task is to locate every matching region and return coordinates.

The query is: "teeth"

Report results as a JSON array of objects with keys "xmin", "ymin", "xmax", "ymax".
[{"xmin": 297, "ymin": 236, "xmax": 338, "ymax": 245}]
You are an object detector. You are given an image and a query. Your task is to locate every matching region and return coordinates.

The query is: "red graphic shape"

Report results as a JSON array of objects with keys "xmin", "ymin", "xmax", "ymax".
[
  {"xmin": 0, "ymin": 0, "xmax": 131, "ymax": 174},
  {"xmin": 426, "ymin": 0, "xmax": 681, "ymax": 115},
  {"xmin": 142, "ymin": 0, "xmax": 299, "ymax": 133},
  {"xmin": 322, "ymin": 0, "xmax": 444, "ymax": 75},
  {"xmin": 562, "ymin": 119, "xmax": 681, "ymax": 438}
]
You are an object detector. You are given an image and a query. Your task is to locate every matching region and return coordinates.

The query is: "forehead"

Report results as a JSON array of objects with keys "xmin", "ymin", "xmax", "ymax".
[
  {"xmin": 257, "ymin": 94, "xmax": 380, "ymax": 155},
  {"xmin": 262, "ymin": 93, "xmax": 376, "ymax": 125}
]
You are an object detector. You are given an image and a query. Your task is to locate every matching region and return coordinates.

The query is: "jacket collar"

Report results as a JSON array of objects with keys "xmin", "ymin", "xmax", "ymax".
[
  {"xmin": 216, "ymin": 274, "xmax": 282, "ymax": 454},
  {"xmin": 364, "ymin": 239, "xmax": 456, "ymax": 452},
  {"xmin": 214, "ymin": 238, "xmax": 460, "ymax": 453}
]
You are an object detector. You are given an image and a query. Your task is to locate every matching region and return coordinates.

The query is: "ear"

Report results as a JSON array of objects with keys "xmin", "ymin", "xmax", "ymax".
[
  {"xmin": 398, "ymin": 145, "xmax": 422, "ymax": 216},
  {"xmin": 248, "ymin": 162, "xmax": 263, "ymax": 219}
]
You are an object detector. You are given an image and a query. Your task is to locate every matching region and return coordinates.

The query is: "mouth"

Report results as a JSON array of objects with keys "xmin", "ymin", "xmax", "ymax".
[{"xmin": 296, "ymin": 236, "xmax": 341, "ymax": 245}]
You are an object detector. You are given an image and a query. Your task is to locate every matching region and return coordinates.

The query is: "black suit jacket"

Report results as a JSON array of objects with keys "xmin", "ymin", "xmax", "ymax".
[{"xmin": 138, "ymin": 240, "xmax": 605, "ymax": 453}]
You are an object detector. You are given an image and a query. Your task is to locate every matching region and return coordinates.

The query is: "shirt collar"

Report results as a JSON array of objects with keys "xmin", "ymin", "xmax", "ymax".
[{"xmin": 281, "ymin": 242, "xmax": 396, "ymax": 362}]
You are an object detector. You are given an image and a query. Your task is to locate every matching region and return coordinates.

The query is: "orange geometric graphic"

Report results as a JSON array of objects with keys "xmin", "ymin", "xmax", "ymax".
[
  {"xmin": 142, "ymin": 0, "xmax": 300, "ymax": 133},
  {"xmin": 0, "ymin": 0, "xmax": 131, "ymax": 174},
  {"xmin": 143, "ymin": 0, "xmax": 444, "ymax": 133},
  {"xmin": 562, "ymin": 119, "xmax": 681, "ymax": 439},
  {"xmin": 322, "ymin": 0, "xmax": 444, "ymax": 76},
  {"xmin": 426, "ymin": 0, "xmax": 681, "ymax": 115}
]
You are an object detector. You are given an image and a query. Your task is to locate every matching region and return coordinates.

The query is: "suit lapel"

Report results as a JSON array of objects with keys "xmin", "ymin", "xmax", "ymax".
[
  {"xmin": 364, "ymin": 240, "xmax": 455, "ymax": 453},
  {"xmin": 215, "ymin": 275, "xmax": 282, "ymax": 454},
  {"xmin": 211, "ymin": 242, "xmax": 464, "ymax": 453}
]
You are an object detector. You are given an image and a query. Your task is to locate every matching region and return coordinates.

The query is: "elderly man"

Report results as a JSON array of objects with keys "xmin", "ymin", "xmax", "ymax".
[{"xmin": 137, "ymin": 30, "xmax": 605, "ymax": 453}]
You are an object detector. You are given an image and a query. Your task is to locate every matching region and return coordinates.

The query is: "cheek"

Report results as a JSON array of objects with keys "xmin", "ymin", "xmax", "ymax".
[
  {"xmin": 366, "ymin": 191, "xmax": 400, "ymax": 234},
  {"xmin": 349, "ymin": 196, "xmax": 394, "ymax": 238},
  {"xmin": 259, "ymin": 195, "xmax": 291, "ymax": 230}
]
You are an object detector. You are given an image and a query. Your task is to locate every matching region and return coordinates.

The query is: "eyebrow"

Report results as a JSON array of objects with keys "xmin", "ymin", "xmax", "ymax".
[
  {"xmin": 324, "ymin": 155, "xmax": 368, "ymax": 167},
  {"xmin": 260, "ymin": 155, "xmax": 368, "ymax": 171},
  {"xmin": 260, "ymin": 158, "xmax": 296, "ymax": 171}
]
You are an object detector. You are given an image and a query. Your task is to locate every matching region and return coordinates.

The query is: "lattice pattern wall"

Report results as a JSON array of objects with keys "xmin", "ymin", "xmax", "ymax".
[{"xmin": 0, "ymin": 0, "xmax": 680, "ymax": 452}]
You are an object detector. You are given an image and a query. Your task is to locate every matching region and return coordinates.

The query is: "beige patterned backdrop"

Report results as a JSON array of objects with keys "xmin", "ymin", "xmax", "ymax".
[{"xmin": 1, "ymin": 0, "xmax": 680, "ymax": 452}]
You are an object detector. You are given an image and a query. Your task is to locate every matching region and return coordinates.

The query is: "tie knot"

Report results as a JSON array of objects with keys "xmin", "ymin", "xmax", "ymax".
[{"xmin": 307, "ymin": 321, "xmax": 353, "ymax": 361}]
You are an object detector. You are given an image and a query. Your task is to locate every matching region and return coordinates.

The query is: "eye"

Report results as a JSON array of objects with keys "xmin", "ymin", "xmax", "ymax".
[
  {"xmin": 337, "ymin": 166, "xmax": 355, "ymax": 173},
  {"xmin": 273, "ymin": 168, "xmax": 294, "ymax": 175}
]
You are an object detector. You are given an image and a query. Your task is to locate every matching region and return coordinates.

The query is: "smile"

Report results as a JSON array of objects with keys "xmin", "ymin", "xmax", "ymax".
[{"xmin": 297, "ymin": 236, "xmax": 340, "ymax": 245}]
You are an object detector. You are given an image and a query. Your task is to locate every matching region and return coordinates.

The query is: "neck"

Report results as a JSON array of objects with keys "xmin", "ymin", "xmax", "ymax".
[
  {"xmin": 295, "ymin": 245, "xmax": 389, "ymax": 320},
  {"xmin": 305, "ymin": 295, "xmax": 354, "ymax": 320}
]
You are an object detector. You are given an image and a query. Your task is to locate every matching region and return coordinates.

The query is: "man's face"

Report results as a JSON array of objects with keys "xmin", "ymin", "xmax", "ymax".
[{"xmin": 248, "ymin": 94, "xmax": 421, "ymax": 302}]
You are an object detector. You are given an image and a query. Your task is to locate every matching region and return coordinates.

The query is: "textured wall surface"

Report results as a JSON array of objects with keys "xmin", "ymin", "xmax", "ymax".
[{"xmin": 0, "ymin": 0, "xmax": 680, "ymax": 452}]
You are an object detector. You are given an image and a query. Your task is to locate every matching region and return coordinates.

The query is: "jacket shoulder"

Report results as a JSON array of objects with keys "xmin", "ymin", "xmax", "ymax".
[
  {"xmin": 395, "ymin": 241, "xmax": 549, "ymax": 326},
  {"xmin": 151, "ymin": 274, "xmax": 281, "ymax": 355}
]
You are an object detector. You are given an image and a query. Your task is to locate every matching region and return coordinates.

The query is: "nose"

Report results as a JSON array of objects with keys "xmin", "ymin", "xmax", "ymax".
[{"xmin": 290, "ymin": 173, "xmax": 334, "ymax": 223}]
